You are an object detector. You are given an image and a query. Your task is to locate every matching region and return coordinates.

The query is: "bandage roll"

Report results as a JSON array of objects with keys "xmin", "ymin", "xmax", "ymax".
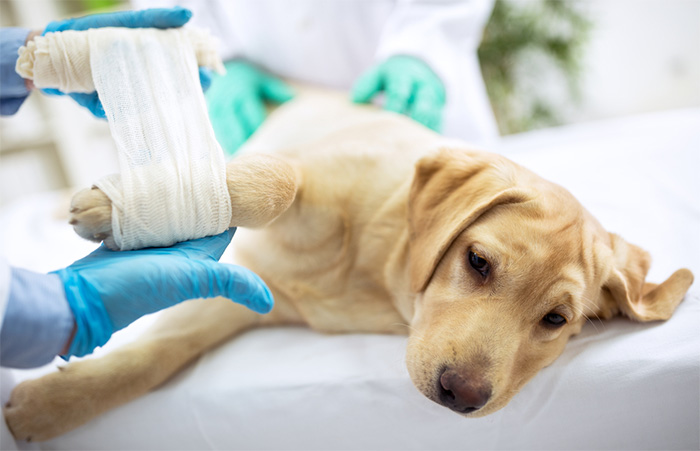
[
  {"xmin": 16, "ymin": 28, "xmax": 231, "ymax": 250},
  {"xmin": 16, "ymin": 28, "xmax": 225, "ymax": 93}
]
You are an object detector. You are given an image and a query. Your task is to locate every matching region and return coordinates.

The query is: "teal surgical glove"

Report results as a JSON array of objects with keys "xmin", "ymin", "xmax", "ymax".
[
  {"xmin": 207, "ymin": 60, "xmax": 294, "ymax": 156},
  {"xmin": 352, "ymin": 56, "xmax": 446, "ymax": 132},
  {"xmin": 52, "ymin": 228, "xmax": 273, "ymax": 358},
  {"xmin": 40, "ymin": 7, "xmax": 211, "ymax": 118}
]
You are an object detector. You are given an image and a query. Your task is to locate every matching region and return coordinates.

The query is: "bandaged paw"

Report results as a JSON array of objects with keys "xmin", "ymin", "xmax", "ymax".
[
  {"xmin": 69, "ymin": 154, "xmax": 299, "ymax": 251},
  {"xmin": 17, "ymin": 28, "xmax": 230, "ymax": 250}
]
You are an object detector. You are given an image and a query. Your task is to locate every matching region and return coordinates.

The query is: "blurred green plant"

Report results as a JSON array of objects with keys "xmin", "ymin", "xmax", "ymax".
[
  {"xmin": 81, "ymin": 0, "xmax": 122, "ymax": 11},
  {"xmin": 53, "ymin": 0, "xmax": 125, "ymax": 17},
  {"xmin": 478, "ymin": 0, "xmax": 591, "ymax": 134}
]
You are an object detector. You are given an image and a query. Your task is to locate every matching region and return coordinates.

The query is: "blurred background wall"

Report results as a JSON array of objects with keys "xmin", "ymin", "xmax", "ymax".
[
  {"xmin": 478, "ymin": 0, "xmax": 700, "ymax": 133},
  {"xmin": 574, "ymin": 0, "xmax": 700, "ymax": 122},
  {"xmin": 1, "ymin": 0, "xmax": 698, "ymax": 206}
]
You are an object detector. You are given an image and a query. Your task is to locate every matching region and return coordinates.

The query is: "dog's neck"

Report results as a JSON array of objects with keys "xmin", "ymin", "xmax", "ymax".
[
  {"xmin": 380, "ymin": 180, "xmax": 418, "ymax": 324},
  {"xmin": 385, "ymin": 229, "xmax": 417, "ymax": 324}
]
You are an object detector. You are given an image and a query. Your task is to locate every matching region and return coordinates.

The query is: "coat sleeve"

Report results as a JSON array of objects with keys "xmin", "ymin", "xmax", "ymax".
[
  {"xmin": 374, "ymin": 0, "xmax": 499, "ymax": 144},
  {"xmin": 0, "ymin": 258, "xmax": 10, "ymax": 331},
  {"xmin": 0, "ymin": 27, "xmax": 31, "ymax": 115},
  {"xmin": 0, "ymin": 265, "xmax": 74, "ymax": 369}
]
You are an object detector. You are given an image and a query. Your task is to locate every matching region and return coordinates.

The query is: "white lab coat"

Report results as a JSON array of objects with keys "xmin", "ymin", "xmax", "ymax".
[{"xmin": 133, "ymin": 0, "xmax": 499, "ymax": 145}]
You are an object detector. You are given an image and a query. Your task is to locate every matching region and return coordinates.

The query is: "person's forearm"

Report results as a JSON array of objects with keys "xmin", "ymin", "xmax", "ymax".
[{"xmin": 0, "ymin": 267, "xmax": 75, "ymax": 368}]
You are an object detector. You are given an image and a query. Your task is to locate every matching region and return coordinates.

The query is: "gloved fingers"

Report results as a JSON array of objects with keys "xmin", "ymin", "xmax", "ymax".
[
  {"xmin": 126, "ymin": 7, "xmax": 193, "ymax": 29},
  {"xmin": 409, "ymin": 85, "xmax": 445, "ymax": 132},
  {"xmin": 44, "ymin": 7, "xmax": 193, "ymax": 34},
  {"xmin": 190, "ymin": 262, "xmax": 274, "ymax": 314},
  {"xmin": 221, "ymin": 119, "xmax": 249, "ymax": 156},
  {"xmin": 199, "ymin": 67, "xmax": 212, "ymax": 92},
  {"xmin": 237, "ymin": 95, "xmax": 267, "ymax": 137},
  {"xmin": 207, "ymin": 76, "xmax": 251, "ymax": 155},
  {"xmin": 43, "ymin": 19, "xmax": 75, "ymax": 35},
  {"xmin": 409, "ymin": 103, "xmax": 442, "ymax": 131},
  {"xmin": 205, "ymin": 73, "xmax": 232, "ymax": 106},
  {"xmin": 41, "ymin": 88, "xmax": 65, "ymax": 96},
  {"xmin": 351, "ymin": 67, "xmax": 383, "ymax": 104},
  {"xmin": 210, "ymin": 101, "xmax": 250, "ymax": 156},
  {"xmin": 169, "ymin": 228, "xmax": 236, "ymax": 261},
  {"xmin": 43, "ymin": 89, "xmax": 109, "ymax": 119},
  {"xmin": 227, "ymin": 96, "xmax": 259, "ymax": 145},
  {"xmin": 260, "ymin": 76, "xmax": 295, "ymax": 104},
  {"xmin": 383, "ymin": 75, "xmax": 415, "ymax": 115},
  {"xmin": 68, "ymin": 92, "xmax": 106, "ymax": 119}
]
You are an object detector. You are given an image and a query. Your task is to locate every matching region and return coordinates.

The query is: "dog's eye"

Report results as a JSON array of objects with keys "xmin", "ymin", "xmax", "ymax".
[
  {"xmin": 542, "ymin": 313, "xmax": 567, "ymax": 328},
  {"xmin": 468, "ymin": 250, "xmax": 490, "ymax": 278}
]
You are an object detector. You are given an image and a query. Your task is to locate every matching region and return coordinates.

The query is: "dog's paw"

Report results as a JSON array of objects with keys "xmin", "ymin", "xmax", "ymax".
[
  {"xmin": 69, "ymin": 187, "xmax": 117, "ymax": 250},
  {"xmin": 3, "ymin": 369, "xmax": 92, "ymax": 442}
]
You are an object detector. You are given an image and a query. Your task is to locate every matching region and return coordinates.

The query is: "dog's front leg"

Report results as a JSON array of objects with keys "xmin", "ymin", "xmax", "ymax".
[
  {"xmin": 69, "ymin": 154, "xmax": 299, "ymax": 249},
  {"xmin": 3, "ymin": 297, "xmax": 268, "ymax": 442}
]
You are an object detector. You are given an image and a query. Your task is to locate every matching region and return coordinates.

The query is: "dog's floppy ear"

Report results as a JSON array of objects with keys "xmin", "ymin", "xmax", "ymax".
[
  {"xmin": 408, "ymin": 148, "xmax": 531, "ymax": 293},
  {"xmin": 599, "ymin": 233, "xmax": 694, "ymax": 321}
]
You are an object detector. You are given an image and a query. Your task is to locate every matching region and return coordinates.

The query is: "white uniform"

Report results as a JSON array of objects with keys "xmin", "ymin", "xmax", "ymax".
[{"xmin": 133, "ymin": 0, "xmax": 499, "ymax": 145}]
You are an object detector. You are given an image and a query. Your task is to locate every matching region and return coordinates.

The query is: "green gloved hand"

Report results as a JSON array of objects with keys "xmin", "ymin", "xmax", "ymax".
[
  {"xmin": 207, "ymin": 60, "xmax": 294, "ymax": 156},
  {"xmin": 352, "ymin": 56, "xmax": 446, "ymax": 132}
]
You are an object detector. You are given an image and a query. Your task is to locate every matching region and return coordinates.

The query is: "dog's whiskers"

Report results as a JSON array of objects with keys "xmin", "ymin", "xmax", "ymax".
[{"xmin": 574, "ymin": 296, "xmax": 606, "ymax": 332}]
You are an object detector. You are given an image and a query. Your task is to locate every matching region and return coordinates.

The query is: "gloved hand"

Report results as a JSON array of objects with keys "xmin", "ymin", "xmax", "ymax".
[
  {"xmin": 52, "ymin": 228, "xmax": 273, "ymax": 358},
  {"xmin": 40, "ymin": 7, "xmax": 212, "ymax": 118},
  {"xmin": 352, "ymin": 56, "xmax": 446, "ymax": 132},
  {"xmin": 207, "ymin": 60, "xmax": 294, "ymax": 156}
]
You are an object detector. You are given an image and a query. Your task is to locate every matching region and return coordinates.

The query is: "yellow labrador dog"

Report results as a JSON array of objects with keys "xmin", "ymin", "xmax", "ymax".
[{"xmin": 4, "ymin": 91, "xmax": 694, "ymax": 442}]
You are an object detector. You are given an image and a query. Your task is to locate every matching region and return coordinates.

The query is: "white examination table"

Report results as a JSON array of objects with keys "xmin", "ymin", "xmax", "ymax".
[{"xmin": 1, "ymin": 108, "xmax": 698, "ymax": 450}]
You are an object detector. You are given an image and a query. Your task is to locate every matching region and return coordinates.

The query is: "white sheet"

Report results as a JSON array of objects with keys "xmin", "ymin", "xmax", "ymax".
[{"xmin": 1, "ymin": 108, "xmax": 698, "ymax": 450}]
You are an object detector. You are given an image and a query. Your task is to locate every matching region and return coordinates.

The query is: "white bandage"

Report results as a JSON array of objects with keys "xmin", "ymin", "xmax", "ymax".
[
  {"xmin": 17, "ymin": 28, "xmax": 231, "ymax": 250},
  {"xmin": 16, "ymin": 28, "xmax": 225, "ymax": 93}
]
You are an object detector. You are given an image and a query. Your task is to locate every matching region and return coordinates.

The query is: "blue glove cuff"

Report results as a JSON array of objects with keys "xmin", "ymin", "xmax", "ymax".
[{"xmin": 52, "ymin": 268, "xmax": 113, "ymax": 358}]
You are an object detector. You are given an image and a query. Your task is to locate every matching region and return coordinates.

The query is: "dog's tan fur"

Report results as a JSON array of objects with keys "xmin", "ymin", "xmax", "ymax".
[{"xmin": 4, "ymin": 91, "xmax": 693, "ymax": 442}]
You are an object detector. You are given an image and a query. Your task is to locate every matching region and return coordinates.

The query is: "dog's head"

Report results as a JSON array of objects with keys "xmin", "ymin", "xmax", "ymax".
[{"xmin": 405, "ymin": 148, "xmax": 693, "ymax": 416}]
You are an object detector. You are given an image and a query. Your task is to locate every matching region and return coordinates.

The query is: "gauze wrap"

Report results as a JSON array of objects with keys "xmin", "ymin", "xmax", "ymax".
[{"xmin": 16, "ymin": 28, "xmax": 231, "ymax": 250}]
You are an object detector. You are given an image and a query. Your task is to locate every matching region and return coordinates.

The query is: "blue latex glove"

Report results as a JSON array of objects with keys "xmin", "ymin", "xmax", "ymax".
[
  {"xmin": 40, "ymin": 7, "xmax": 212, "ymax": 118},
  {"xmin": 352, "ymin": 56, "xmax": 446, "ymax": 132},
  {"xmin": 52, "ymin": 228, "xmax": 273, "ymax": 358},
  {"xmin": 207, "ymin": 60, "xmax": 294, "ymax": 156}
]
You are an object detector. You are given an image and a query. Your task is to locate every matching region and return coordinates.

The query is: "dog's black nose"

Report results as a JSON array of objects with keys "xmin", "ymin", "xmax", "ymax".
[{"xmin": 438, "ymin": 368, "xmax": 492, "ymax": 414}]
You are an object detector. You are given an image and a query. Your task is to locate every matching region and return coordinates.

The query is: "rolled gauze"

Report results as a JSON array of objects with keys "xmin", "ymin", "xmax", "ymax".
[
  {"xmin": 16, "ymin": 27, "xmax": 224, "ymax": 93},
  {"xmin": 16, "ymin": 28, "xmax": 231, "ymax": 250}
]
